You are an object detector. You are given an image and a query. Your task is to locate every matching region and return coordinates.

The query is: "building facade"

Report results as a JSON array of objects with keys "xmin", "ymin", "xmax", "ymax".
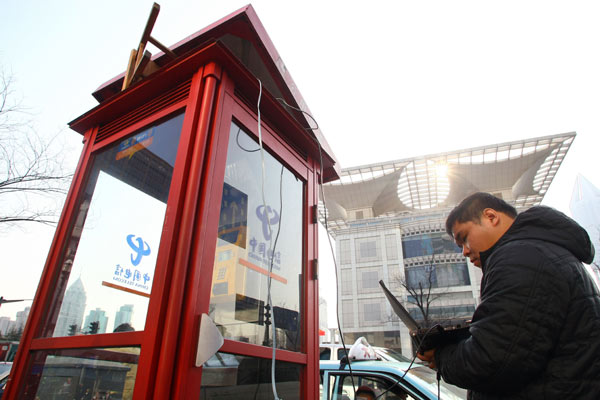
[
  {"xmin": 15, "ymin": 307, "xmax": 30, "ymax": 331},
  {"xmin": 0, "ymin": 317, "xmax": 14, "ymax": 336},
  {"xmin": 322, "ymin": 133, "xmax": 575, "ymax": 357},
  {"xmin": 83, "ymin": 308, "xmax": 109, "ymax": 334},
  {"xmin": 114, "ymin": 304, "xmax": 135, "ymax": 331},
  {"xmin": 570, "ymin": 173, "xmax": 600, "ymax": 286},
  {"xmin": 54, "ymin": 277, "xmax": 87, "ymax": 337}
]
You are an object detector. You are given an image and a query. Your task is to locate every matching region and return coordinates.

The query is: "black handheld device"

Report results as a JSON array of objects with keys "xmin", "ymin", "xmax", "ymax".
[{"xmin": 379, "ymin": 280, "xmax": 471, "ymax": 353}]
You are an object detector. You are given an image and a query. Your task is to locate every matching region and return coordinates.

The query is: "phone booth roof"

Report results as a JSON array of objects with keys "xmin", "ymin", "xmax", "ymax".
[{"xmin": 70, "ymin": 4, "xmax": 340, "ymax": 183}]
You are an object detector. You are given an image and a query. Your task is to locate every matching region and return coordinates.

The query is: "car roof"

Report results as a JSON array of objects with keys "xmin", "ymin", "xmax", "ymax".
[
  {"xmin": 320, "ymin": 344, "xmax": 412, "ymax": 363},
  {"xmin": 320, "ymin": 359, "xmax": 420, "ymax": 373}
]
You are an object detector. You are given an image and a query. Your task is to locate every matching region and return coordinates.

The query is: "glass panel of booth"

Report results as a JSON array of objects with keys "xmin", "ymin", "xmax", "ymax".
[
  {"xmin": 200, "ymin": 352, "xmax": 301, "ymax": 399},
  {"xmin": 18, "ymin": 347, "xmax": 140, "ymax": 399},
  {"xmin": 43, "ymin": 112, "xmax": 185, "ymax": 338},
  {"xmin": 208, "ymin": 122, "xmax": 304, "ymax": 352}
]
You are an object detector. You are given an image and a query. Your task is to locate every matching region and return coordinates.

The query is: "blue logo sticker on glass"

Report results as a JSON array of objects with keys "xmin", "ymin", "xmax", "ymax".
[
  {"xmin": 127, "ymin": 234, "xmax": 151, "ymax": 266},
  {"xmin": 256, "ymin": 205, "xmax": 280, "ymax": 241}
]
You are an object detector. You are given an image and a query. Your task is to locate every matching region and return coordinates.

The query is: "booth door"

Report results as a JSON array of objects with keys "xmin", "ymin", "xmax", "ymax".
[{"xmin": 175, "ymin": 92, "xmax": 319, "ymax": 399}]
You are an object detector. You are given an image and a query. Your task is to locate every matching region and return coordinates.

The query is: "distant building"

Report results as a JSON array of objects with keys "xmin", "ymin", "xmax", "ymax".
[
  {"xmin": 83, "ymin": 308, "xmax": 109, "ymax": 334},
  {"xmin": 0, "ymin": 317, "xmax": 12, "ymax": 336},
  {"xmin": 322, "ymin": 132, "xmax": 574, "ymax": 356},
  {"xmin": 114, "ymin": 304, "xmax": 134, "ymax": 331},
  {"xmin": 319, "ymin": 297, "xmax": 328, "ymax": 343},
  {"xmin": 569, "ymin": 174, "xmax": 600, "ymax": 286},
  {"xmin": 15, "ymin": 307, "xmax": 30, "ymax": 331},
  {"xmin": 54, "ymin": 277, "xmax": 87, "ymax": 337}
]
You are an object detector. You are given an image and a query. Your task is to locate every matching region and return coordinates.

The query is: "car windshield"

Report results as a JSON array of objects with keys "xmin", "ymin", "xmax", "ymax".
[
  {"xmin": 375, "ymin": 348, "xmax": 411, "ymax": 363},
  {"xmin": 406, "ymin": 366, "xmax": 467, "ymax": 399},
  {"xmin": 0, "ymin": 363, "xmax": 11, "ymax": 375}
]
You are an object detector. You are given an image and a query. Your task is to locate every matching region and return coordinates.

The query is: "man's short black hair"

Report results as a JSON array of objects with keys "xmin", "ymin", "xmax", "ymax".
[{"xmin": 445, "ymin": 192, "xmax": 518, "ymax": 237}]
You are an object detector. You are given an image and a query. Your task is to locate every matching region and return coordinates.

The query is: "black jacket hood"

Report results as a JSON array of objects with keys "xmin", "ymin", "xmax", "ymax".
[{"xmin": 481, "ymin": 206, "xmax": 595, "ymax": 267}]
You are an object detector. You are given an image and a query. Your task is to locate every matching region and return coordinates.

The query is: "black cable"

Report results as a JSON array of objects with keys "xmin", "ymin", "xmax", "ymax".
[
  {"xmin": 374, "ymin": 324, "xmax": 438, "ymax": 399},
  {"xmin": 276, "ymin": 96, "xmax": 446, "ymax": 400},
  {"xmin": 276, "ymin": 98, "xmax": 320, "ymax": 131},
  {"xmin": 275, "ymin": 96, "xmax": 358, "ymax": 394},
  {"xmin": 319, "ymin": 142, "xmax": 357, "ymax": 396}
]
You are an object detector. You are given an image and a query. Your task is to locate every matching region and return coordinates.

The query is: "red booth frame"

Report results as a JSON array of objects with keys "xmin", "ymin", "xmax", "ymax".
[{"xmin": 5, "ymin": 6, "xmax": 338, "ymax": 399}]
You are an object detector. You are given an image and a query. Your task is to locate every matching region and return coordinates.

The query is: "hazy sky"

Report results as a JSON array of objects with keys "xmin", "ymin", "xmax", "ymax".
[{"xmin": 1, "ymin": 1, "xmax": 600, "ymax": 327}]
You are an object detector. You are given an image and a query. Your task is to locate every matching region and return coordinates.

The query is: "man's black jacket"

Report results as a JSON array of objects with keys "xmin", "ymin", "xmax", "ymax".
[{"xmin": 435, "ymin": 206, "xmax": 600, "ymax": 399}]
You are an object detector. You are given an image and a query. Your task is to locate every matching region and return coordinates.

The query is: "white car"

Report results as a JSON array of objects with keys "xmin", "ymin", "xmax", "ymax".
[{"xmin": 320, "ymin": 343, "xmax": 411, "ymax": 363}]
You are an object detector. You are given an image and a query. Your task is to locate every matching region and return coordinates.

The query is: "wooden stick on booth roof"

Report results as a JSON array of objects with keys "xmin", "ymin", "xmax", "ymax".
[{"xmin": 122, "ymin": 2, "xmax": 176, "ymax": 91}]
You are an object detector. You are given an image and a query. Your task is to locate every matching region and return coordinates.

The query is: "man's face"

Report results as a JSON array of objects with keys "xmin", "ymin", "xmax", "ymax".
[{"xmin": 451, "ymin": 214, "xmax": 499, "ymax": 268}]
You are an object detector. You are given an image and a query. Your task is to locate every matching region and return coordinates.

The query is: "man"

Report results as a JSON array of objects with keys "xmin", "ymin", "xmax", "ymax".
[
  {"xmin": 418, "ymin": 192, "xmax": 600, "ymax": 399},
  {"xmin": 355, "ymin": 385, "xmax": 377, "ymax": 400}
]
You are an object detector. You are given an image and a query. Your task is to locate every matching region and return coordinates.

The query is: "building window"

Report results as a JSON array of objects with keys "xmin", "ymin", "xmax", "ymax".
[
  {"xmin": 342, "ymin": 300, "xmax": 354, "ymax": 328},
  {"xmin": 341, "ymin": 269, "xmax": 353, "ymax": 296},
  {"xmin": 218, "ymin": 250, "xmax": 232, "ymax": 262},
  {"xmin": 357, "ymin": 267, "xmax": 382, "ymax": 294},
  {"xmin": 360, "ymin": 241, "xmax": 376, "ymax": 259},
  {"xmin": 401, "ymin": 232, "xmax": 460, "ymax": 259},
  {"xmin": 359, "ymin": 301, "xmax": 381, "ymax": 326},
  {"xmin": 362, "ymin": 271, "xmax": 378, "ymax": 289},
  {"xmin": 385, "ymin": 234, "xmax": 398, "ymax": 260},
  {"xmin": 409, "ymin": 305, "xmax": 475, "ymax": 321},
  {"xmin": 405, "ymin": 263, "xmax": 470, "ymax": 289},
  {"xmin": 340, "ymin": 239, "xmax": 351, "ymax": 265},
  {"xmin": 387, "ymin": 265, "xmax": 402, "ymax": 289},
  {"xmin": 355, "ymin": 237, "xmax": 380, "ymax": 263},
  {"xmin": 436, "ymin": 263, "xmax": 470, "ymax": 287}
]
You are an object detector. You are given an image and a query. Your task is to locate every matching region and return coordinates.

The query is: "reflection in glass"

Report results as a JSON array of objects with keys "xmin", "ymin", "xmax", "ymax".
[
  {"xmin": 402, "ymin": 232, "xmax": 461, "ymax": 259},
  {"xmin": 45, "ymin": 113, "xmax": 184, "ymax": 337},
  {"xmin": 405, "ymin": 263, "xmax": 470, "ymax": 289},
  {"xmin": 201, "ymin": 352, "xmax": 300, "ymax": 399},
  {"xmin": 209, "ymin": 122, "xmax": 304, "ymax": 351},
  {"xmin": 20, "ymin": 347, "xmax": 140, "ymax": 400}
]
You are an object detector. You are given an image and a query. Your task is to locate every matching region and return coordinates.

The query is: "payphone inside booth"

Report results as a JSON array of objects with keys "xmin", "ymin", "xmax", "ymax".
[{"xmin": 5, "ymin": 4, "xmax": 339, "ymax": 400}]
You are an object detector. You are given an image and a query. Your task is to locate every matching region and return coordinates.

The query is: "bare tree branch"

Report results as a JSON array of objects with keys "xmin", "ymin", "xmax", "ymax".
[
  {"xmin": 394, "ymin": 254, "xmax": 441, "ymax": 329},
  {"xmin": 0, "ymin": 66, "xmax": 73, "ymax": 229}
]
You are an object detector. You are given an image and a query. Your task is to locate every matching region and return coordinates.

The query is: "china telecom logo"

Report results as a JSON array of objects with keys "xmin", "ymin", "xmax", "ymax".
[
  {"xmin": 256, "ymin": 205, "xmax": 280, "ymax": 240},
  {"xmin": 127, "ymin": 234, "xmax": 150, "ymax": 266}
]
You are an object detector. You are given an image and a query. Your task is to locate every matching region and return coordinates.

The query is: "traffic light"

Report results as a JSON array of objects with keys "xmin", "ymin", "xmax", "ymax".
[
  {"xmin": 68, "ymin": 324, "xmax": 78, "ymax": 336},
  {"xmin": 88, "ymin": 321, "xmax": 99, "ymax": 335}
]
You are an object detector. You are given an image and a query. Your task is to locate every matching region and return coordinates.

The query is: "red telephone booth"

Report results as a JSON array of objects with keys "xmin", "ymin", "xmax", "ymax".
[{"xmin": 5, "ymin": 5, "xmax": 339, "ymax": 399}]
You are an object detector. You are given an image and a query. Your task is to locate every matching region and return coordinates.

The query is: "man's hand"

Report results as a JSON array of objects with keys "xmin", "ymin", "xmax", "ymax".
[{"xmin": 416, "ymin": 348, "xmax": 436, "ymax": 369}]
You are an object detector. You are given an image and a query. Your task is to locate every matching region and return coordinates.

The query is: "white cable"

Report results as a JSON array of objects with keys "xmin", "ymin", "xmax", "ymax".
[{"xmin": 256, "ymin": 78, "xmax": 281, "ymax": 400}]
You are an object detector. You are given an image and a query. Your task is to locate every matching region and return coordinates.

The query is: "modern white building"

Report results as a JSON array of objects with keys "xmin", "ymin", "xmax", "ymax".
[
  {"xmin": 0, "ymin": 317, "xmax": 13, "ymax": 336},
  {"xmin": 15, "ymin": 307, "xmax": 30, "ymax": 331},
  {"xmin": 83, "ymin": 308, "xmax": 109, "ymax": 334},
  {"xmin": 114, "ymin": 304, "xmax": 134, "ymax": 331},
  {"xmin": 54, "ymin": 277, "xmax": 87, "ymax": 337},
  {"xmin": 570, "ymin": 173, "xmax": 600, "ymax": 286},
  {"xmin": 321, "ymin": 132, "xmax": 574, "ymax": 356}
]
